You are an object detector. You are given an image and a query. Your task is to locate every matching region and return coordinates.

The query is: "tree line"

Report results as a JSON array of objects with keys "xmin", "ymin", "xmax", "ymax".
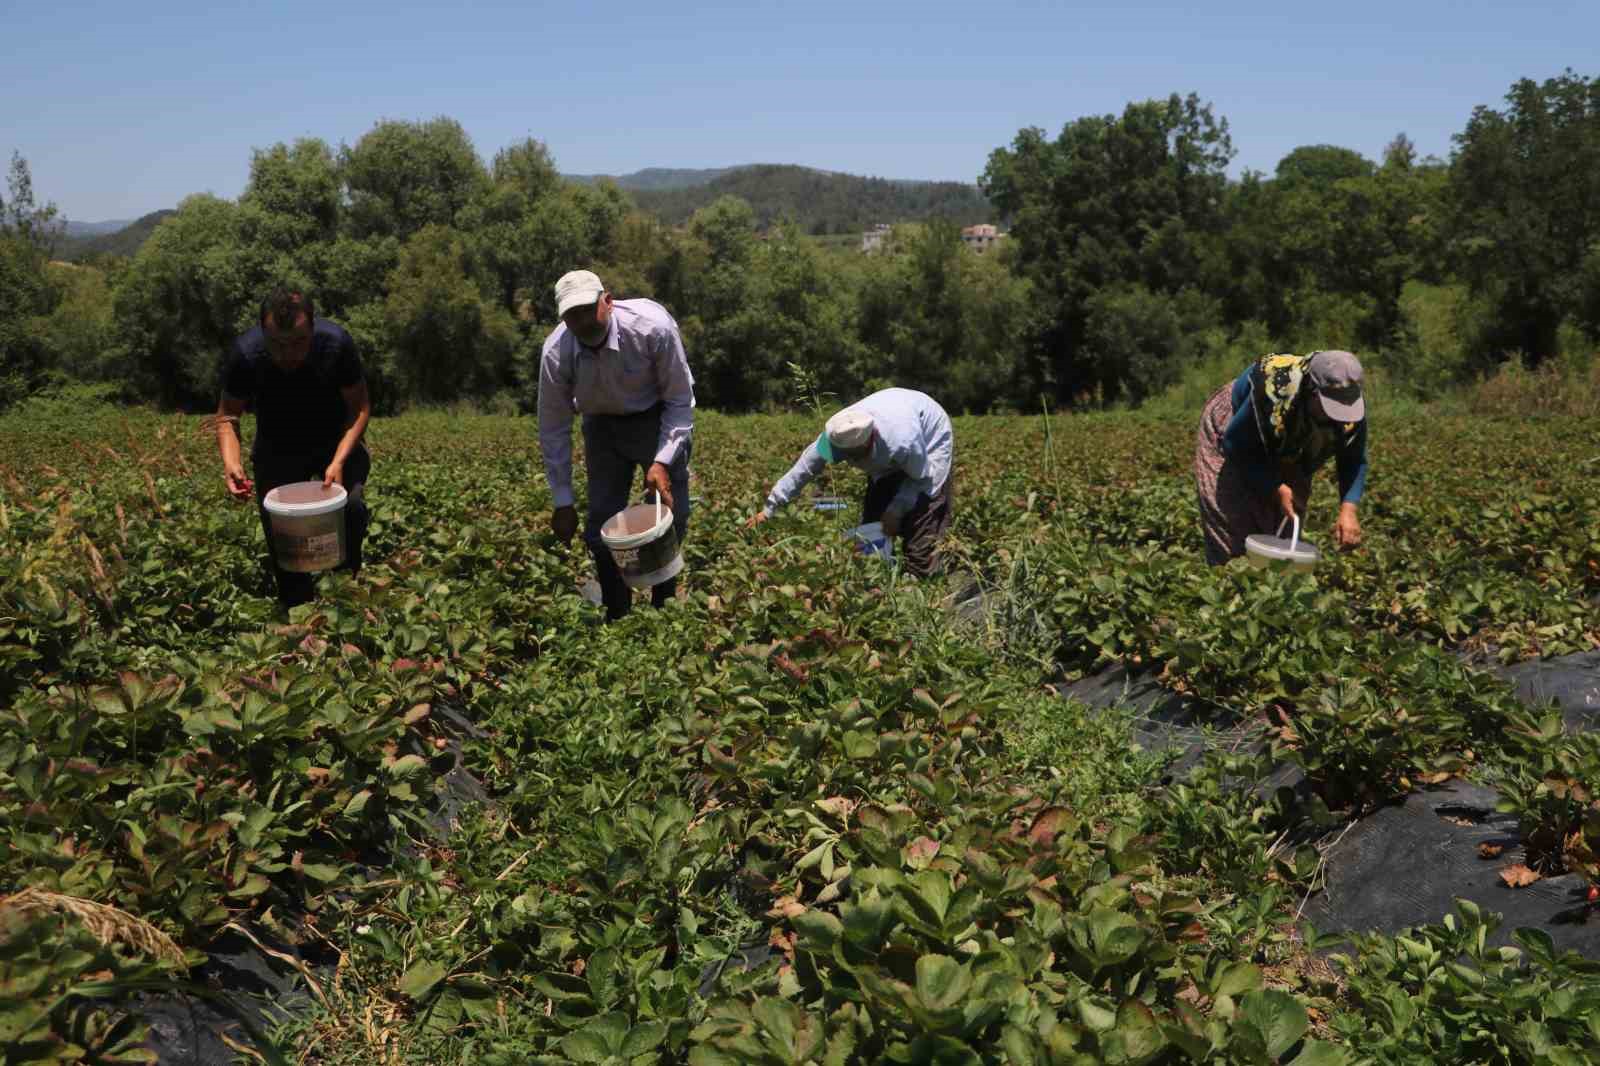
[
  {"xmin": 2, "ymin": 69, "xmax": 1597, "ymax": 418},
  {"xmin": 628, "ymin": 164, "xmax": 993, "ymax": 234}
]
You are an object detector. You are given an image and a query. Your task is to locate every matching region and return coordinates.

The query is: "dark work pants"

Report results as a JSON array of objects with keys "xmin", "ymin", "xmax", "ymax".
[
  {"xmin": 581, "ymin": 408, "xmax": 691, "ymax": 621},
  {"xmin": 254, "ymin": 444, "xmax": 371, "ymax": 608},
  {"xmin": 862, "ymin": 471, "xmax": 954, "ymax": 578}
]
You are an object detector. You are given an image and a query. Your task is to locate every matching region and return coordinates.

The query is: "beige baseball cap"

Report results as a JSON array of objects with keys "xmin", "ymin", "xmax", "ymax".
[
  {"xmin": 819, "ymin": 408, "xmax": 874, "ymax": 461},
  {"xmin": 554, "ymin": 270, "xmax": 605, "ymax": 316}
]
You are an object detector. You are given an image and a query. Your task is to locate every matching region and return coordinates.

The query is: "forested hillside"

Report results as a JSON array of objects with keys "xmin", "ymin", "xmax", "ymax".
[
  {"xmin": 630, "ymin": 163, "xmax": 992, "ymax": 232},
  {"xmin": 2, "ymin": 72, "xmax": 1597, "ymax": 418},
  {"xmin": 56, "ymin": 209, "xmax": 175, "ymax": 261}
]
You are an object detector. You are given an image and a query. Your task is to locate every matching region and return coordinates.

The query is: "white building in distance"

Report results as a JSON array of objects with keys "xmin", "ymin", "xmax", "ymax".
[
  {"xmin": 861, "ymin": 223, "xmax": 892, "ymax": 254},
  {"xmin": 961, "ymin": 224, "xmax": 1004, "ymax": 254}
]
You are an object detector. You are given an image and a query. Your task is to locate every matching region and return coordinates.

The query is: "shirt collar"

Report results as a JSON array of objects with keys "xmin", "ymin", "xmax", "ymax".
[{"xmin": 571, "ymin": 308, "xmax": 621, "ymax": 355}]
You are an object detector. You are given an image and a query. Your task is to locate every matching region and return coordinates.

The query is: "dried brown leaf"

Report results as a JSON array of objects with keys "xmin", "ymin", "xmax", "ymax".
[{"xmin": 1499, "ymin": 863, "xmax": 1542, "ymax": 888}]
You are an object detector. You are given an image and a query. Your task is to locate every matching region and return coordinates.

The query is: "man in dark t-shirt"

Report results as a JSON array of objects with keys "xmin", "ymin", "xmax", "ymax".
[{"xmin": 215, "ymin": 287, "xmax": 372, "ymax": 607}]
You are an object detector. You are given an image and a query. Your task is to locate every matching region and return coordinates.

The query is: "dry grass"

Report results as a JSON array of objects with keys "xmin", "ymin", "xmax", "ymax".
[
  {"xmin": 1, "ymin": 887, "xmax": 188, "ymax": 969},
  {"xmin": 1465, "ymin": 358, "xmax": 1600, "ymax": 419}
]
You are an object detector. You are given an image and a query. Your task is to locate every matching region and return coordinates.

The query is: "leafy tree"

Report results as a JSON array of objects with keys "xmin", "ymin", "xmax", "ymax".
[
  {"xmin": 2, "ymin": 151, "xmax": 62, "ymax": 255},
  {"xmin": 1217, "ymin": 140, "xmax": 1449, "ymax": 357},
  {"xmin": 1274, "ymin": 144, "xmax": 1375, "ymax": 188},
  {"xmin": 0, "ymin": 154, "xmax": 62, "ymax": 407},
  {"xmin": 982, "ymin": 93, "xmax": 1234, "ymax": 404},
  {"xmin": 677, "ymin": 197, "xmax": 760, "ymax": 408},
  {"xmin": 237, "ymin": 138, "xmax": 342, "ymax": 252},
  {"xmin": 113, "ymin": 195, "xmax": 266, "ymax": 406},
  {"xmin": 1081, "ymin": 284, "xmax": 1220, "ymax": 405},
  {"xmin": 1449, "ymin": 69, "xmax": 1600, "ymax": 361},
  {"xmin": 383, "ymin": 225, "xmax": 517, "ymax": 406},
  {"xmin": 340, "ymin": 118, "xmax": 490, "ymax": 240},
  {"xmin": 37, "ymin": 262, "xmax": 116, "ymax": 382},
  {"xmin": 856, "ymin": 221, "xmax": 1031, "ymax": 411},
  {"xmin": 490, "ymin": 138, "xmax": 561, "ymax": 204},
  {"xmin": 734, "ymin": 220, "xmax": 867, "ymax": 409},
  {"xmin": 631, "ymin": 164, "xmax": 991, "ymax": 232}
]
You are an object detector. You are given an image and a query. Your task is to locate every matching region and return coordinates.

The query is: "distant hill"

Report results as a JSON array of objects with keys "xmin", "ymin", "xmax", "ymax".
[
  {"xmin": 62, "ymin": 219, "xmax": 134, "ymax": 238},
  {"xmin": 564, "ymin": 166, "xmax": 735, "ymax": 191},
  {"xmin": 59, "ymin": 210, "xmax": 175, "ymax": 261},
  {"xmin": 628, "ymin": 164, "xmax": 992, "ymax": 235}
]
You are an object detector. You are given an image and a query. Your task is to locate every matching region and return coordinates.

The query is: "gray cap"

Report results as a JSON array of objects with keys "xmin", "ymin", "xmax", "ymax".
[{"xmin": 1306, "ymin": 350, "xmax": 1364, "ymax": 421}]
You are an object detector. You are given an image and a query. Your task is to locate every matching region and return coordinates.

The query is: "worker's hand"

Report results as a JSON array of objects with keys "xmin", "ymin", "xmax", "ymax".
[
  {"xmin": 552, "ymin": 505, "xmax": 579, "ymax": 544},
  {"xmin": 1334, "ymin": 503, "xmax": 1362, "ymax": 549},
  {"xmin": 224, "ymin": 461, "xmax": 253, "ymax": 501},
  {"xmin": 882, "ymin": 510, "xmax": 903, "ymax": 538},
  {"xmin": 1276, "ymin": 483, "xmax": 1297, "ymax": 522},
  {"xmin": 746, "ymin": 510, "xmax": 769, "ymax": 530},
  {"xmin": 322, "ymin": 460, "xmax": 344, "ymax": 489},
  {"xmin": 645, "ymin": 462, "xmax": 674, "ymax": 511}
]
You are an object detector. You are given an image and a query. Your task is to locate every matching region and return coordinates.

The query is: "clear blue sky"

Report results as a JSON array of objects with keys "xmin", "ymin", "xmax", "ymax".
[{"xmin": 4, "ymin": 0, "xmax": 1594, "ymax": 222}]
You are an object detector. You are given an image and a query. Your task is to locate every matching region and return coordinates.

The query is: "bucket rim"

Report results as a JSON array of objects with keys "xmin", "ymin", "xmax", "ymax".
[
  {"xmin": 264, "ymin": 481, "xmax": 348, "ymax": 518},
  {"xmin": 599, "ymin": 502, "xmax": 675, "ymax": 549},
  {"xmin": 1244, "ymin": 534, "xmax": 1319, "ymax": 563}
]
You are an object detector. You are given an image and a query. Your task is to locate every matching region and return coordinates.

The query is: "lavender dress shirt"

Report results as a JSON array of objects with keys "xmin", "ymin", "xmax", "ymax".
[{"xmin": 537, "ymin": 298, "xmax": 696, "ymax": 509}]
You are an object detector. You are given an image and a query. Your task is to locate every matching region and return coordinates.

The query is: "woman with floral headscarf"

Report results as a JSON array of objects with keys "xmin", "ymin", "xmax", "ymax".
[{"xmin": 1193, "ymin": 350, "xmax": 1369, "ymax": 565}]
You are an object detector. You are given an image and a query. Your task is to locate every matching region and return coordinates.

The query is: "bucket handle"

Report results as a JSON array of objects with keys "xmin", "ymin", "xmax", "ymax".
[{"xmin": 1274, "ymin": 513, "xmax": 1301, "ymax": 552}]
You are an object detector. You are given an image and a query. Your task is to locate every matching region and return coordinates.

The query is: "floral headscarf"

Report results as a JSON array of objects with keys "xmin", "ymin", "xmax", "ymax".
[{"xmin": 1247, "ymin": 353, "xmax": 1361, "ymax": 467}]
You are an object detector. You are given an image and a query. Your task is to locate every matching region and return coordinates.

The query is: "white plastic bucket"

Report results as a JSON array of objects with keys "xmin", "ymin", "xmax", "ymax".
[
  {"xmin": 1244, "ymin": 514, "xmax": 1319, "ymax": 573},
  {"xmin": 847, "ymin": 521, "xmax": 895, "ymax": 563},
  {"xmin": 599, "ymin": 499, "xmax": 683, "ymax": 589},
  {"xmin": 262, "ymin": 481, "xmax": 348, "ymax": 573}
]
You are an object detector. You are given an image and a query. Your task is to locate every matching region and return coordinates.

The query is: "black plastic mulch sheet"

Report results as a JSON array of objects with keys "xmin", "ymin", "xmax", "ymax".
[
  {"xmin": 1059, "ymin": 659, "xmax": 1600, "ymax": 957},
  {"xmin": 139, "ymin": 928, "xmax": 313, "ymax": 1065},
  {"xmin": 1301, "ymin": 781, "xmax": 1600, "ymax": 955},
  {"xmin": 1492, "ymin": 649, "xmax": 1600, "ymax": 732},
  {"xmin": 1056, "ymin": 665, "xmax": 1301, "ymax": 790},
  {"xmin": 136, "ymin": 715, "xmax": 495, "ymax": 1063}
]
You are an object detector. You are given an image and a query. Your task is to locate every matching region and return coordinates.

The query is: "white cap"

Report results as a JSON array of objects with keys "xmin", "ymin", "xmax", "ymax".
[
  {"xmin": 820, "ymin": 408, "xmax": 874, "ymax": 460},
  {"xmin": 554, "ymin": 270, "xmax": 605, "ymax": 316}
]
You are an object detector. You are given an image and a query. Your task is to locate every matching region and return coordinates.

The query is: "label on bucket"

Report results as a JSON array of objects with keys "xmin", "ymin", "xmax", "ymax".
[
  {"xmin": 274, "ymin": 530, "xmax": 343, "ymax": 573},
  {"xmin": 609, "ymin": 527, "xmax": 681, "ymax": 588}
]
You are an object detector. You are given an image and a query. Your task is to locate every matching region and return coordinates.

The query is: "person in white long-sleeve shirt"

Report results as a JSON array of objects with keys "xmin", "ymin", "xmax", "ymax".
[
  {"xmin": 748, "ymin": 388, "xmax": 954, "ymax": 576},
  {"xmin": 538, "ymin": 270, "xmax": 695, "ymax": 620}
]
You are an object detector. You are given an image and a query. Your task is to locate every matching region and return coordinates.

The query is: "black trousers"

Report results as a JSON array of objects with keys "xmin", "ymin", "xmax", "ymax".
[
  {"xmin": 862, "ymin": 471, "xmax": 954, "ymax": 578},
  {"xmin": 253, "ymin": 444, "xmax": 371, "ymax": 607},
  {"xmin": 580, "ymin": 408, "xmax": 691, "ymax": 621}
]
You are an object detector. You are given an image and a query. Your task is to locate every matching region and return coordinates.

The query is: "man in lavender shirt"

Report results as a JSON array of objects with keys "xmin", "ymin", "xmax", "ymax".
[{"xmin": 538, "ymin": 270, "xmax": 696, "ymax": 620}]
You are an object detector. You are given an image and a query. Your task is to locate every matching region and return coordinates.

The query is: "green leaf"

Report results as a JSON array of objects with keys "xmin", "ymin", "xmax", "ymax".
[
  {"xmin": 621, "ymin": 1020, "xmax": 668, "ymax": 1056},
  {"xmin": 343, "ymin": 789, "xmax": 372, "ymax": 817},
  {"xmin": 1101, "ymin": 999, "xmax": 1167, "ymax": 1064},
  {"xmin": 1077, "ymin": 997, "xmax": 1116, "ymax": 1032},
  {"xmin": 1212, "ymin": 961, "xmax": 1262, "ymax": 998},
  {"xmin": 1087, "ymin": 907, "xmax": 1144, "ymax": 968},
  {"xmin": 226, "ymin": 873, "xmax": 270, "ymax": 899},
  {"xmin": 842, "ymin": 730, "xmax": 877, "ymax": 760},
  {"xmin": 1288, "ymin": 1040, "xmax": 1351, "ymax": 1066},
  {"xmin": 586, "ymin": 948, "xmax": 620, "ymax": 1009},
  {"xmin": 915, "ymin": 954, "xmax": 973, "ymax": 1012},
  {"xmin": 793, "ymin": 908, "xmax": 843, "ymax": 949},
  {"xmin": 562, "ymin": 1012, "xmax": 629, "ymax": 1061},
  {"xmin": 530, "ymin": 971, "xmax": 591, "ymax": 1001},
  {"xmin": 753, "ymin": 997, "xmax": 808, "ymax": 1058},
  {"xmin": 901, "ymin": 869, "xmax": 952, "ymax": 926},
  {"xmin": 398, "ymin": 960, "xmax": 448, "ymax": 1001},
  {"xmin": 388, "ymin": 754, "xmax": 428, "ymax": 779},
  {"xmin": 1237, "ymin": 989, "xmax": 1309, "ymax": 1059}
]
